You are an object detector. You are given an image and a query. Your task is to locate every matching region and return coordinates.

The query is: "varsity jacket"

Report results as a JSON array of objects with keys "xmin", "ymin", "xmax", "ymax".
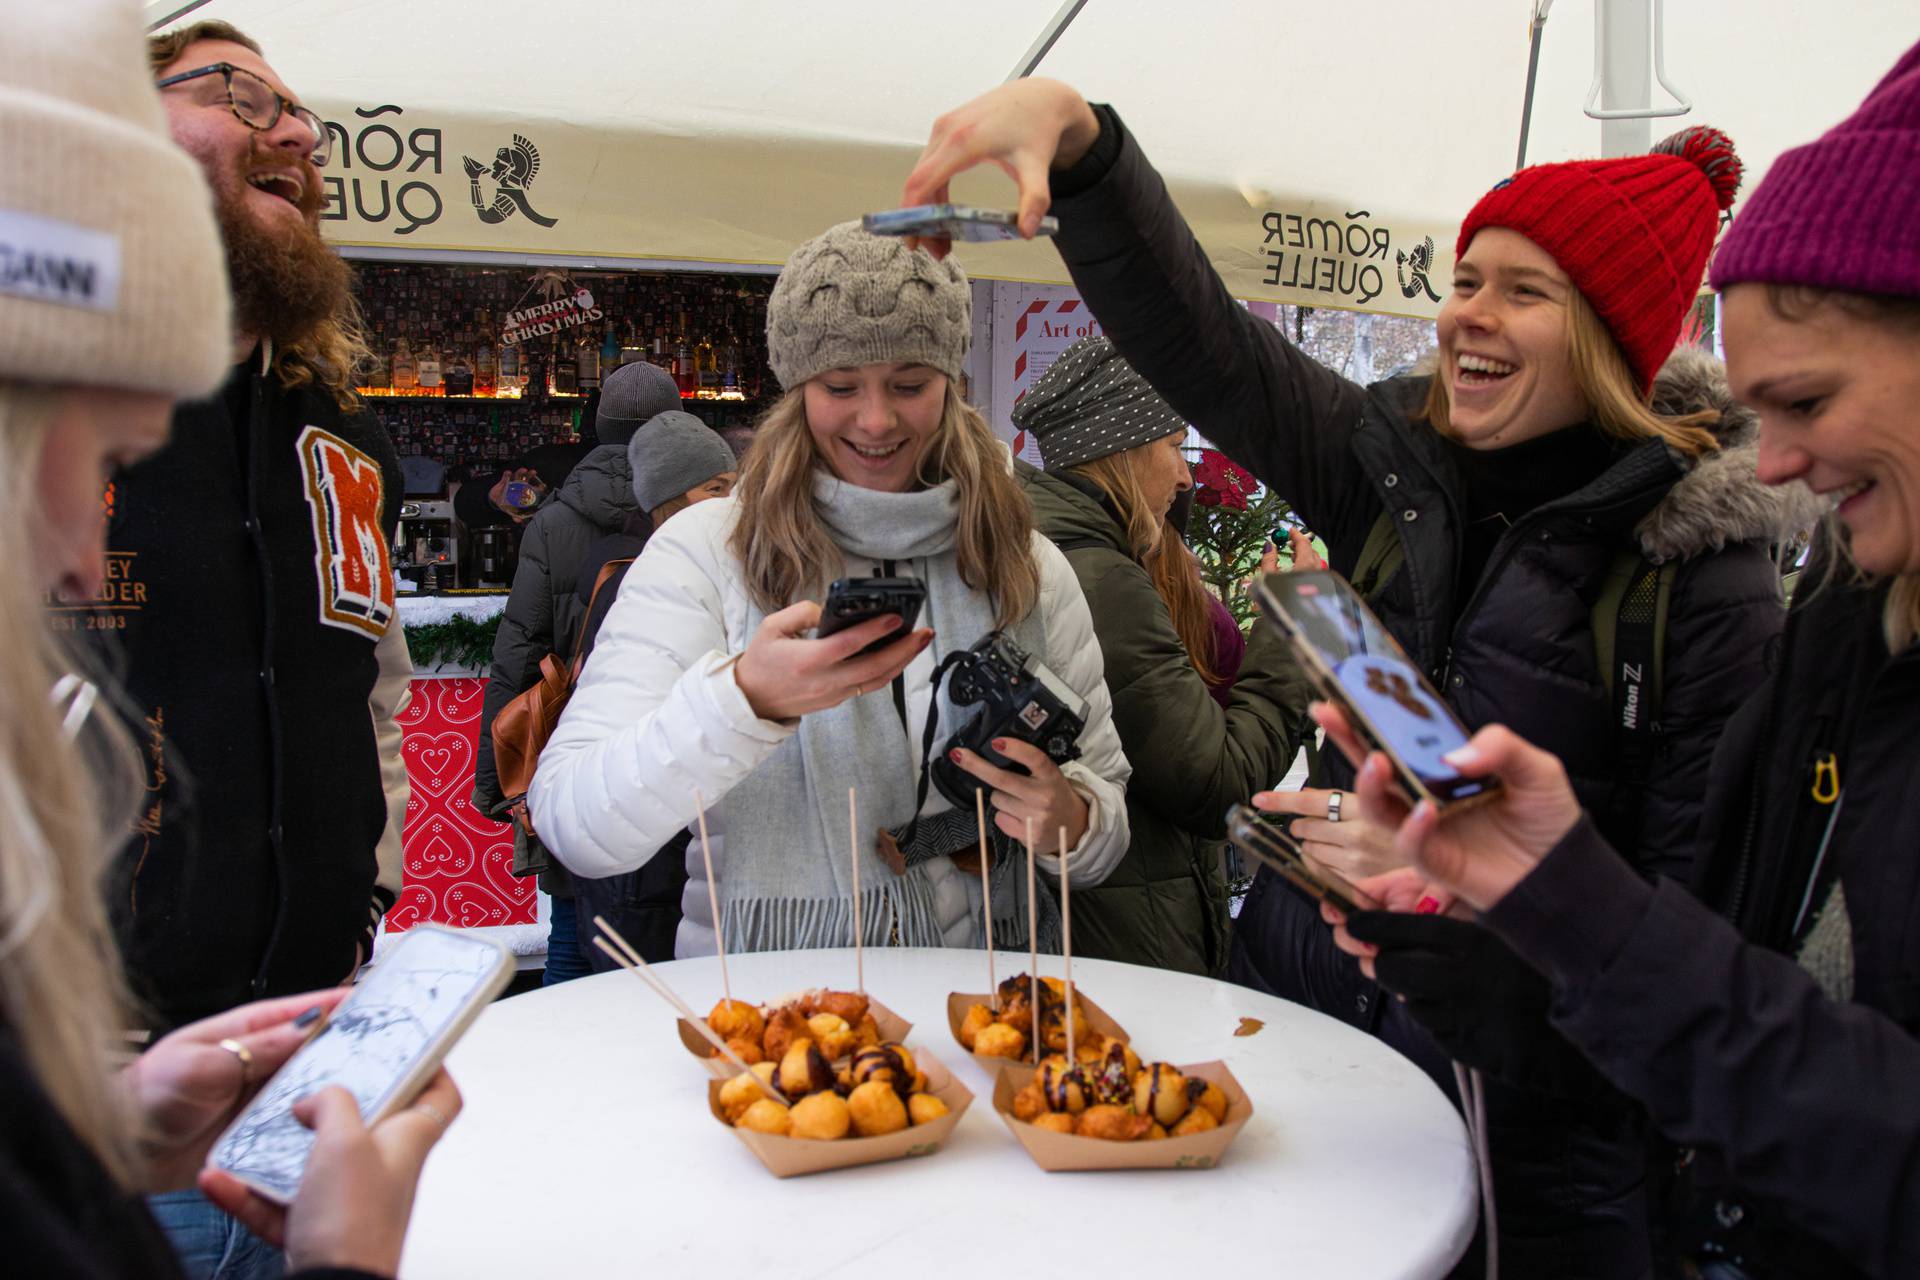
[{"xmin": 83, "ymin": 349, "xmax": 410, "ymax": 1032}]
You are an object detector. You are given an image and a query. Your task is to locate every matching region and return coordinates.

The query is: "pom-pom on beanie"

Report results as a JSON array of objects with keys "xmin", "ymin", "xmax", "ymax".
[
  {"xmin": 0, "ymin": 0, "xmax": 231, "ymax": 398},
  {"xmin": 764, "ymin": 221, "xmax": 971, "ymax": 391},
  {"xmin": 1457, "ymin": 125, "xmax": 1742, "ymax": 395},
  {"xmin": 1712, "ymin": 38, "xmax": 1920, "ymax": 301}
]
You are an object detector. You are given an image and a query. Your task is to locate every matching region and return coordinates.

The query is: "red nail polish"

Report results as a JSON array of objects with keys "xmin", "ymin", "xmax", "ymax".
[
  {"xmin": 991, "ymin": 738, "xmax": 1007, "ymax": 751},
  {"xmin": 948, "ymin": 749, "xmax": 964, "ymax": 763},
  {"xmin": 1416, "ymin": 896, "xmax": 1440, "ymax": 915}
]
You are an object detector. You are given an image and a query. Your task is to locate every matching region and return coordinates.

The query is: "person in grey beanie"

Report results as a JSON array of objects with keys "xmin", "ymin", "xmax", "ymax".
[
  {"xmin": 529, "ymin": 220, "xmax": 1133, "ymax": 961},
  {"xmin": 472, "ymin": 362, "xmax": 689, "ymax": 983}
]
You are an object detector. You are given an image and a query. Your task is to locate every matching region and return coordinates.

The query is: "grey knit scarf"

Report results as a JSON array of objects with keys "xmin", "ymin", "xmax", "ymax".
[{"xmin": 717, "ymin": 470, "xmax": 1045, "ymax": 951}]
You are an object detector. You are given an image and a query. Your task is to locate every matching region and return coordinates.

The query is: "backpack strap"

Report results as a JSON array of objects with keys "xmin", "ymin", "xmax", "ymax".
[
  {"xmin": 1593, "ymin": 549, "xmax": 1676, "ymax": 849},
  {"xmin": 1351, "ymin": 509, "xmax": 1404, "ymax": 600},
  {"xmin": 568, "ymin": 558, "xmax": 632, "ymax": 680}
]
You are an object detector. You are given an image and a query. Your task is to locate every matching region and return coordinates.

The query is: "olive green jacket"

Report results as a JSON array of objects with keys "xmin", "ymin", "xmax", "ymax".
[{"xmin": 1020, "ymin": 463, "xmax": 1312, "ymax": 975}]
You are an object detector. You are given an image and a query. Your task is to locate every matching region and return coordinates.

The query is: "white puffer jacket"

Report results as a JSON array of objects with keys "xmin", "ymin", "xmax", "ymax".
[{"xmin": 527, "ymin": 496, "xmax": 1133, "ymax": 958}]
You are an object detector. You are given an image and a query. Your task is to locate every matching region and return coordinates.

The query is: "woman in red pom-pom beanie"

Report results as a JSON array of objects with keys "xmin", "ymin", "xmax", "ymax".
[{"xmin": 904, "ymin": 80, "xmax": 1819, "ymax": 1274}]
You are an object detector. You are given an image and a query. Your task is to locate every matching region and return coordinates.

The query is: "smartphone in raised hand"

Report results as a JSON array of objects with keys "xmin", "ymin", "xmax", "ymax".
[
  {"xmin": 862, "ymin": 204, "xmax": 1059, "ymax": 242},
  {"xmin": 206, "ymin": 926, "xmax": 511, "ymax": 1204},
  {"xmin": 815, "ymin": 575, "xmax": 927, "ymax": 656},
  {"xmin": 1253, "ymin": 569, "xmax": 1500, "ymax": 813},
  {"xmin": 1226, "ymin": 803, "xmax": 1376, "ymax": 915}
]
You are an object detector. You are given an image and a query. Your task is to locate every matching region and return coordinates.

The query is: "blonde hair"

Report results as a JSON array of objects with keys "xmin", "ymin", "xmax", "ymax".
[
  {"xmin": 0, "ymin": 384, "xmax": 143, "ymax": 1184},
  {"xmin": 1069, "ymin": 440, "xmax": 1223, "ymax": 685},
  {"xmin": 1422, "ymin": 287, "xmax": 1720, "ymax": 457},
  {"xmin": 729, "ymin": 383, "xmax": 1038, "ymax": 628}
]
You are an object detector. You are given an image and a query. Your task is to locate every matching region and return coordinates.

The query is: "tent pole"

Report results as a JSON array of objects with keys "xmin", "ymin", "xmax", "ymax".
[
  {"xmin": 1515, "ymin": 2, "xmax": 1553, "ymax": 170},
  {"xmin": 145, "ymin": 0, "xmax": 215, "ymax": 32},
  {"xmin": 1596, "ymin": 0, "xmax": 1654, "ymax": 156},
  {"xmin": 1006, "ymin": 0, "xmax": 1092, "ymax": 81}
]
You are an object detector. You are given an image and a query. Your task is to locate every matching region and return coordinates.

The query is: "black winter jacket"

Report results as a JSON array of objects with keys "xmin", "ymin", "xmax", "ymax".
[
  {"xmin": 1048, "ymin": 107, "xmax": 1816, "ymax": 1275},
  {"xmin": 1487, "ymin": 565, "xmax": 1920, "ymax": 1277},
  {"xmin": 474, "ymin": 443, "xmax": 637, "ymax": 819},
  {"xmin": 78, "ymin": 358, "xmax": 411, "ymax": 1033}
]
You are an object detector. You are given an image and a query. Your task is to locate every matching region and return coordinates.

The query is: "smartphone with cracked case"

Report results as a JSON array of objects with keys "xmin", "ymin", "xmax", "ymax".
[
  {"xmin": 1226, "ymin": 803, "xmax": 1376, "ymax": 915},
  {"xmin": 205, "ymin": 925, "xmax": 511, "ymax": 1204},
  {"xmin": 1254, "ymin": 569, "xmax": 1501, "ymax": 813},
  {"xmin": 862, "ymin": 204, "xmax": 1059, "ymax": 241}
]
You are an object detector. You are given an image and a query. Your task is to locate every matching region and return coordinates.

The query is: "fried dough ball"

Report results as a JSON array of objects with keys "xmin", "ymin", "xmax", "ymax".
[
  {"xmin": 1133, "ymin": 1064, "xmax": 1191, "ymax": 1128},
  {"xmin": 849, "ymin": 1044, "xmax": 906, "ymax": 1088},
  {"xmin": 707, "ymin": 999, "xmax": 765, "ymax": 1046},
  {"xmin": 1192, "ymin": 1079, "xmax": 1229, "ymax": 1123},
  {"xmin": 721, "ymin": 1037, "xmax": 764, "ymax": 1066},
  {"xmin": 788, "ymin": 1091, "xmax": 852, "ymax": 1141},
  {"xmin": 1037, "ymin": 1058, "xmax": 1088, "ymax": 1115},
  {"xmin": 848, "ymin": 1080, "xmax": 909, "ymax": 1136},
  {"xmin": 908, "ymin": 1093, "xmax": 951, "ymax": 1126},
  {"xmin": 1075, "ymin": 1104, "xmax": 1153, "ymax": 1142},
  {"xmin": 736, "ymin": 1098, "xmax": 792, "ymax": 1135},
  {"xmin": 774, "ymin": 1039, "xmax": 834, "ymax": 1099},
  {"xmin": 806, "ymin": 1013, "xmax": 856, "ymax": 1059},
  {"xmin": 1032, "ymin": 1112, "xmax": 1076, "ymax": 1135},
  {"xmin": 958, "ymin": 1002, "xmax": 994, "ymax": 1049},
  {"xmin": 1145, "ymin": 1122, "xmax": 1169, "ymax": 1141},
  {"xmin": 1087, "ymin": 1044, "xmax": 1134, "ymax": 1106},
  {"xmin": 852, "ymin": 1012, "xmax": 883, "ymax": 1049},
  {"xmin": 812, "ymin": 990, "xmax": 870, "ymax": 1026},
  {"xmin": 1040, "ymin": 995, "xmax": 1090, "ymax": 1053},
  {"xmin": 1010, "ymin": 1079, "xmax": 1049, "ymax": 1122},
  {"xmin": 762, "ymin": 1006, "xmax": 812, "ymax": 1062},
  {"xmin": 718, "ymin": 1063, "xmax": 779, "ymax": 1123},
  {"xmin": 973, "ymin": 1022, "xmax": 1026, "ymax": 1059},
  {"xmin": 1170, "ymin": 1107, "xmax": 1220, "ymax": 1138}
]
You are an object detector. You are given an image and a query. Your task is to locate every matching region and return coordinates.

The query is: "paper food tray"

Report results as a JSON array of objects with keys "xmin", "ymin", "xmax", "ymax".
[
  {"xmin": 991, "ymin": 1059, "xmax": 1252, "ymax": 1171},
  {"xmin": 945, "ymin": 986, "xmax": 1130, "ymax": 1069}
]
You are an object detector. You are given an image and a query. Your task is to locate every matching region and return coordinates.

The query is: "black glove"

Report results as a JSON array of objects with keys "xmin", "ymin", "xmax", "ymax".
[{"xmin": 1344, "ymin": 910, "xmax": 1608, "ymax": 1101}]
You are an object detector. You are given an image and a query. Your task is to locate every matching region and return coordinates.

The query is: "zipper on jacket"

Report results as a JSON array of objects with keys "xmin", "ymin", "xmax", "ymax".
[{"xmin": 245, "ymin": 360, "xmax": 291, "ymax": 998}]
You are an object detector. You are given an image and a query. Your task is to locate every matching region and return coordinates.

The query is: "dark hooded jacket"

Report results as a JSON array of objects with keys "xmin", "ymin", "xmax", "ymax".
[
  {"xmin": 1019, "ymin": 462, "xmax": 1312, "ymax": 975},
  {"xmin": 1046, "ymin": 107, "xmax": 1821, "ymax": 1276},
  {"xmin": 474, "ymin": 443, "xmax": 636, "ymax": 826}
]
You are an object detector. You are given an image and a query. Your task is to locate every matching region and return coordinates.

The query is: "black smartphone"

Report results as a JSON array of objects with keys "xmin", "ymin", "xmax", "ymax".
[
  {"xmin": 1253, "ymin": 570, "xmax": 1500, "ymax": 812},
  {"xmin": 816, "ymin": 575, "xmax": 927, "ymax": 655},
  {"xmin": 1226, "ymin": 804, "xmax": 1375, "ymax": 915},
  {"xmin": 861, "ymin": 204, "xmax": 1059, "ymax": 241}
]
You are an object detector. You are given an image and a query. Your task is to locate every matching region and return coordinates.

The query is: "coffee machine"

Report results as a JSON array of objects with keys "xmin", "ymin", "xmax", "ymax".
[
  {"xmin": 393, "ymin": 500, "xmax": 459, "ymax": 593},
  {"xmin": 472, "ymin": 526, "xmax": 518, "ymax": 588}
]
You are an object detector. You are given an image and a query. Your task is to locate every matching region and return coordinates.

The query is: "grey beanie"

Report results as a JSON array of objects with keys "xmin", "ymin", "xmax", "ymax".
[
  {"xmin": 1010, "ymin": 335, "xmax": 1187, "ymax": 472},
  {"xmin": 597, "ymin": 360, "xmax": 683, "ymax": 447},
  {"xmin": 629, "ymin": 410, "xmax": 737, "ymax": 513},
  {"xmin": 765, "ymin": 220, "xmax": 971, "ymax": 390}
]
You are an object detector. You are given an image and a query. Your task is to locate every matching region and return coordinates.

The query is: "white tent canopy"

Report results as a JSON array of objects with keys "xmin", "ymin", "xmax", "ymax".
[{"xmin": 164, "ymin": 0, "xmax": 1914, "ymax": 318}]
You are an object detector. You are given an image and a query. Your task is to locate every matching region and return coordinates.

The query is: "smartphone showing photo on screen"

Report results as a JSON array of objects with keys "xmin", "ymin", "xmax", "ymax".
[
  {"xmin": 206, "ymin": 925, "xmax": 512, "ymax": 1204},
  {"xmin": 1253, "ymin": 570, "xmax": 1500, "ymax": 812}
]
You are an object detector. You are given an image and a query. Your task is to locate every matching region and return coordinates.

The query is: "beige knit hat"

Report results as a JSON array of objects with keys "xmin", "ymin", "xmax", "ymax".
[
  {"xmin": 0, "ymin": 0, "xmax": 231, "ymax": 399},
  {"xmin": 765, "ymin": 221, "xmax": 971, "ymax": 390}
]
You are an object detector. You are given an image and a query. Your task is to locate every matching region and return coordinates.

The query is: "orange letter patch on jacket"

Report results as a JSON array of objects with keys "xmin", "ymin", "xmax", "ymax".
[{"xmin": 296, "ymin": 425, "xmax": 396, "ymax": 638}]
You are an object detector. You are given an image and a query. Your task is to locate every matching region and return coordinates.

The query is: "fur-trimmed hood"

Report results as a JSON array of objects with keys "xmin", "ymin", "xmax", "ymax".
[{"xmin": 1639, "ymin": 347, "xmax": 1825, "ymax": 562}]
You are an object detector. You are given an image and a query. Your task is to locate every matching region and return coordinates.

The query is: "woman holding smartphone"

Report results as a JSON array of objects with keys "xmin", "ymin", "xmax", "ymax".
[
  {"xmin": 1322, "ymin": 43, "xmax": 1920, "ymax": 1275},
  {"xmin": 903, "ymin": 83, "xmax": 1813, "ymax": 1273},
  {"xmin": 529, "ymin": 222, "xmax": 1131, "ymax": 957},
  {"xmin": 0, "ymin": 5, "xmax": 454, "ymax": 1276},
  {"xmin": 1011, "ymin": 335, "xmax": 1313, "ymax": 975}
]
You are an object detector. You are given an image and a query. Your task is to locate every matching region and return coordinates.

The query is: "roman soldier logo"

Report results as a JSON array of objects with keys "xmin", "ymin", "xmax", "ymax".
[
  {"xmin": 296, "ymin": 426, "xmax": 396, "ymax": 638},
  {"xmin": 1397, "ymin": 235, "xmax": 1441, "ymax": 303},
  {"xmin": 462, "ymin": 133, "xmax": 558, "ymax": 228}
]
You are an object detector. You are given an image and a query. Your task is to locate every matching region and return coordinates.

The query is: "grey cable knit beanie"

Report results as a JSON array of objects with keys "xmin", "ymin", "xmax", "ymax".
[
  {"xmin": 629, "ymin": 410, "xmax": 737, "ymax": 513},
  {"xmin": 596, "ymin": 360, "xmax": 683, "ymax": 448},
  {"xmin": 764, "ymin": 220, "xmax": 971, "ymax": 390}
]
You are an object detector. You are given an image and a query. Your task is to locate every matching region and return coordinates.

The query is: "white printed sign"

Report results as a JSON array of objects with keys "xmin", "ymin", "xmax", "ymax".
[
  {"xmin": 988, "ymin": 283, "xmax": 1104, "ymax": 465},
  {"xmin": 0, "ymin": 208, "xmax": 121, "ymax": 312}
]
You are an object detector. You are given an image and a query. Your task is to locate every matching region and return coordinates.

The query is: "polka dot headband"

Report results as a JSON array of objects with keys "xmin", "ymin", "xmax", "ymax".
[{"xmin": 1010, "ymin": 334, "xmax": 1188, "ymax": 472}]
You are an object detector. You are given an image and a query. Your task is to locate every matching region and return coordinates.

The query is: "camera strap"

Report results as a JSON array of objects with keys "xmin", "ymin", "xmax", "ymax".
[{"xmin": 896, "ymin": 648, "xmax": 973, "ymax": 850}]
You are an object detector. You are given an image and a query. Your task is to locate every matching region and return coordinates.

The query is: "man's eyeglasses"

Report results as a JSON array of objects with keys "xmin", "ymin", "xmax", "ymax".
[{"xmin": 154, "ymin": 62, "xmax": 330, "ymax": 167}]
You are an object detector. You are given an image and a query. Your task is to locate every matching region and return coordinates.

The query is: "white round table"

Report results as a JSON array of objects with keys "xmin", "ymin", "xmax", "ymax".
[{"xmin": 401, "ymin": 948, "xmax": 1477, "ymax": 1278}]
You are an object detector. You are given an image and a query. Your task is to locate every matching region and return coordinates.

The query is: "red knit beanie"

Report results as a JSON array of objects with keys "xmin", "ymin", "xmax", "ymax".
[{"xmin": 1456, "ymin": 127, "xmax": 1743, "ymax": 395}]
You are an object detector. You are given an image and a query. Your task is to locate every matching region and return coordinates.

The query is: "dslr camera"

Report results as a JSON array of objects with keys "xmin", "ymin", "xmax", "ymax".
[{"xmin": 930, "ymin": 631, "xmax": 1089, "ymax": 809}]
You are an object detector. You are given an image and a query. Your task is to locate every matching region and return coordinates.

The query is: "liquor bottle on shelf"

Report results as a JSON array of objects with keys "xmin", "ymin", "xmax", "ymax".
[
  {"xmin": 674, "ymin": 312, "xmax": 694, "ymax": 395},
  {"xmin": 619, "ymin": 319, "xmax": 647, "ymax": 369},
  {"xmin": 720, "ymin": 322, "xmax": 742, "ymax": 395},
  {"xmin": 474, "ymin": 327, "xmax": 498, "ymax": 397},
  {"xmin": 444, "ymin": 339, "xmax": 475, "ymax": 397},
  {"xmin": 650, "ymin": 318, "xmax": 670, "ymax": 372},
  {"xmin": 497, "ymin": 338, "xmax": 522, "ymax": 398},
  {"xmin": 694, "ymin": 326, "xmax": 718, "ymax": 393},
  {"xmin": 575, "ymin": 329, "xmax": 600, "ymax": 391},
  {"xmin": 600, "ymin": 325, "xmax": 620, "ymax": 378},
  {"xmin": 551, "ymin": 338, "xmax": 579, "ymax": 396},
  {"xmin": 361, "ymin": 344, "xmax": 389, "ymax": 393},
  {"xmin": 391, "ymin": 334, "xmax": 418, "ymax": 392},
  {"xmin": 416, "ymin": 338, "xmax": 443, "ymax": 395}
]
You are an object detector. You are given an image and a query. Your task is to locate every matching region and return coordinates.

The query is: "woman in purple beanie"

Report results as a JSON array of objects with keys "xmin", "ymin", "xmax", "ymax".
[{"xmin": 1318, "ymin": 39, "xmax": 1920, "ymax": 1277}]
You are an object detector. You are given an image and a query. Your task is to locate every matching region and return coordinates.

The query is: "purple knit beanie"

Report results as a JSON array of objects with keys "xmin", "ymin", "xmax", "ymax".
[{"xmin": 1712, "ymin": 38, "xmax": 1920, "ymax": 298}]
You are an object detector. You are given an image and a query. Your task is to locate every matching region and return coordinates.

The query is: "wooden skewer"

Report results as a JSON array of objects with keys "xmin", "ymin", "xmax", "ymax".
[
  {"xmin": 1026, "ymin": 815, "xmax": 1039, "ymax": 1066},
  {"xmin": 590, "ymin": 919, "xmax": 781, "ymax": 1104},
  {"xmin": 692, "ymin": 787, "xmax": 730, "ymax": 1005},
  {"xmin": 1059, "ymin": 824, "xmax": 1075, "ymax": 1070},
  {"xmin": 849, "ymin": 787, "xmax": 864, "ymax": 995},
  {"xmin": 976, "ymin": 787, "xmax": 996, "ymax": 1010}
]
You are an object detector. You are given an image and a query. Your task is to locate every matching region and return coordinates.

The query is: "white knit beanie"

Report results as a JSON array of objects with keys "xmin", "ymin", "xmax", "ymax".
[{"xmin": 0, "ymin": 0, "xmax": 231, "ymax": 398}]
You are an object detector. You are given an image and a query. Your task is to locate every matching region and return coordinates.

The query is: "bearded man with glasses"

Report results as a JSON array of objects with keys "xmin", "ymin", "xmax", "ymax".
[{"xmin": 83, "ymin": 22, "xmax": 413, "ymax": 1278}]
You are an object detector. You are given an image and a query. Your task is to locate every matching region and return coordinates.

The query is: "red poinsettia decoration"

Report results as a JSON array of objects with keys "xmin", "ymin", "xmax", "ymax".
[{"xmin": 1192, "ymin": 449, "xmax": 1256, "ymax": 511}]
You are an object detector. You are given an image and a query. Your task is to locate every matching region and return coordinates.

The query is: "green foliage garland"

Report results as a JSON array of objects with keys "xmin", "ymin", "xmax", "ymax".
[{"xmin": 403, "ymin": 612, "xmax": 501, "ymax": 673}]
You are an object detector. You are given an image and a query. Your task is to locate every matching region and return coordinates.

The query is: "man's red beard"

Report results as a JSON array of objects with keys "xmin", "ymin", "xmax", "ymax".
[{"xmin": 215, "ymin": 143, "xmax": 351, "ymax": 352}]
